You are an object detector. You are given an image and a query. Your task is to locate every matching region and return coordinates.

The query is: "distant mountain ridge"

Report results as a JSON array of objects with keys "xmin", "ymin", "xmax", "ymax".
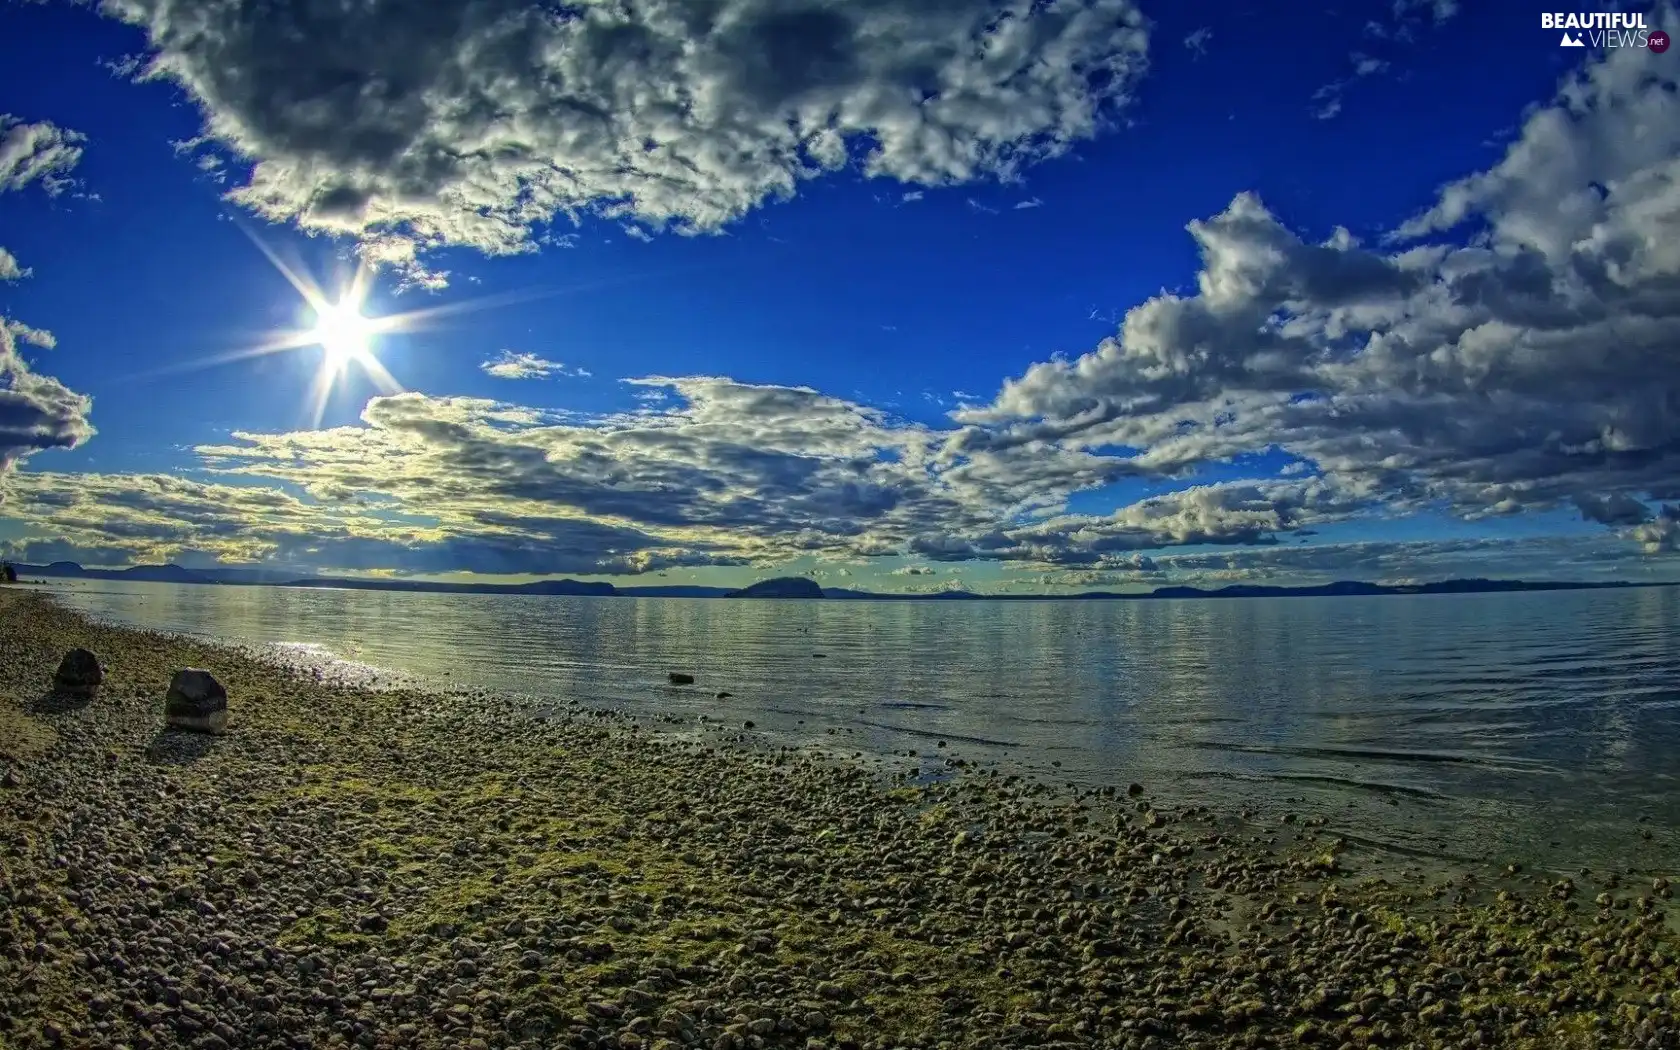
[{"xmin": 10, "ymin": 562, "xmax": 1670, "ymax": 601}]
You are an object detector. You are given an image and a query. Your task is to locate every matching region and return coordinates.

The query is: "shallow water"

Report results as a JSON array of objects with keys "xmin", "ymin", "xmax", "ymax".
[{"xmin": 41, "ymin": 580, "xmax": 1680, "ymax": 874}]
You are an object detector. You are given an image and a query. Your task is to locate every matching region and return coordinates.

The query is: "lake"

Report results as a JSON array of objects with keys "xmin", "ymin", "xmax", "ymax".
[{"xmin": 39, "ymin": 579, "xmax": 1680, "ymax": 875}]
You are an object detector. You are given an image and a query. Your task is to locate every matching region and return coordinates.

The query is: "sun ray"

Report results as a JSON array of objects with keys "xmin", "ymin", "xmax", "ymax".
[
  {"xmin": 236, "ymin": 221, "xmax": 334, "ymax": 316},
  {"xmin": 111, "ymin": 329, "xmax": 330, "ymax": 384},
  {"xmin": 121, "ymin": 228, "xmax": 710, "ymax": 426},
  {"xmin": 306, "ymin": 354, "xmax": 341, "ymax": 430}
]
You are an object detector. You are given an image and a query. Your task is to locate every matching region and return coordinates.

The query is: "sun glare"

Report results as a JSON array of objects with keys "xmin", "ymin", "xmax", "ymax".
[
  {"xmin": 133, "ymin": 226, "xmax": 620, "ymax": 430},
  {"xmin": 310, "ymin": 300, "xmax": 375, "ymax": 372}
]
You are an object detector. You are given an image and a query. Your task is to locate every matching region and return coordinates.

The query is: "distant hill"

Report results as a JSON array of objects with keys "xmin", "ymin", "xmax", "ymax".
[
  {"xmin": 1104, "ymin": 578, "xmax": 1638, "ymax": 600},
  {"xmin": 22, "ymin": 562, "xmax": 212, "ymax": 583},
  {"xmin": 831, "ymin": 578, "xmax": 1660, "ymax": 601},
  {"xmin": 821, "ymin": 587, "xmax": 876, "ymax": 600},
  {"xmin": 12, "ymin": 562, "xmax": 1668, "ymax": 601},
  {"xmin": 724, "ymin": 577, "xmax": 825, "ymax": 599}
]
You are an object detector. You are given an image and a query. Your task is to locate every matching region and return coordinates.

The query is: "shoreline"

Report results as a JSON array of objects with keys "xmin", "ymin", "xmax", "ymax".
[
  {"xmin": 2, "ymin": 589, "xmax": 1677, "ymax": 1049},
  {"xmin": 40, "ymin": 578, "xmax": 1680, "ymax": 881},
  {"xmin": 23, "ymin": 571, "xmax": 1680, "ymax": 603}
]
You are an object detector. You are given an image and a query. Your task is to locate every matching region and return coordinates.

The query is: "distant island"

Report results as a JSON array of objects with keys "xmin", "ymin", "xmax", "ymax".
[
  {"xmin": 723, "ymin": 577, "xmax": 826, "ymax": 599},
  {"xmin": 10, "ymin": 562, "xmax": 1673, "ymax": 601}
]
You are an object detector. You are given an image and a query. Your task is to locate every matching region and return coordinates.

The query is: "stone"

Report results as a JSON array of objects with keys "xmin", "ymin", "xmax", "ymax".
[
  {"xmin": 53, "ymin": 648, "xmax": 104, "ymax": 698},
  {"xmin": 668, "ymin": 673, "xmax": 695, "ymax": 685},
  {"xmin": 165, "ymin": 668, "xmax": 229, "ymax": 734}
]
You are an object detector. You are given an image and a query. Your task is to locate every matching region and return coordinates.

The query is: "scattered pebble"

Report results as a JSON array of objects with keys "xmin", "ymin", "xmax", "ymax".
[{"xmin": 0, "ymin": 590, "xmax": 1675, "ymax": 1050}]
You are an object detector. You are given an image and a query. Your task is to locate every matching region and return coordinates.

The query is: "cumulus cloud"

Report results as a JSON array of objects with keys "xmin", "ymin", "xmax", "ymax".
[
  {"xmin": 0, "ymin": 247, "xmax": 27, "ymax": 282},
  {"xmin": 0, "ymin": 117, "xmax": 95, "ymax": 480},
  {"xmin": 1632, "ymin": 506, "xmax": 1680, "ymax": 554},
  {"xmin": 0, "ymin": 115, "xmax": 84, "ymax": 195},
  {"xmin": 8, "ymin": 15, "xmax": 1680, "ymax": 587},
  {"xmin": 2, "ymin": 374, "xmax": 1317, "ymax": 575},
  {"xmin": 480, "ymin": 351, "xmax": 588, "ymax": 380},
  {"xmin": 0, "ymin": 467, "xmax": 751, "ymax": 576},
  {"xmin": 1, "ymin": 321, "xmax": 96, "ymax": 474},
  {"xmin": 102, "ymin": 0, "xmax": 1149, "ymax": 283},
  {"xmin": 1574, "ymin": 492, "xmax": 1652, "ymax": 527},
  {"xmin": 964, "ymin": 22, "xmax": 1680, "ymax": 560}
]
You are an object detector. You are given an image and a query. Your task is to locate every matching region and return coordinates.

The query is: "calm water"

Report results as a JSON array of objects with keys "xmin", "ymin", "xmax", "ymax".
[{"xmin": 40, "ymin": 580, "xmax": 1680, "ymax": 874}]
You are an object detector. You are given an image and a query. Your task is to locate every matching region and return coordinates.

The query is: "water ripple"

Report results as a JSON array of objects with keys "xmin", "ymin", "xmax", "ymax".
[{"xmin": 45, "ymin": 580, "xmax": 1680, "ymax": 871}]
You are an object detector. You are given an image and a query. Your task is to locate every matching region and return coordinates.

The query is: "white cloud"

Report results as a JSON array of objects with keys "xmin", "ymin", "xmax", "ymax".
[
  {"xmin": 480, "ymin": 351, "xmax": 587, "ymax": 381},
  {"xmin": 102, "ymin": 0, "xmax": 1150, "ymax": 285},
  {"xmin": 0, "ymin": 247, "xmax": 27, "ymax": 282},
  {"xmin": 1632, "ymin": 507, "xmax": 1680, "ymax": 553},
  {"xmin": 1312, "ymin": 0, "xmax": 1454, "ymax": 120},
  {"xmin": 7, "ymin": 11, "xmax": 1680, "ymax": 586},
  {"xmin": 0, "ymin": 115, "xmax": 84, "ymax": 195},
  {"xmin": 1311, "ymin": 85, "xmax": 1343, "ymax": 121},
  {"xmin": 1, "ymin": 320, "xmax": 96, "ymax": 476},
  {"xmin": 0, "ymin": 117, "xmax": 95, "ymax": 478},
  {"xmin": 1351, "ymin": 52, "xmax": 1388, "ymax": 77},
  {"xmin": 962, "ymin": 20, "xmax": 1680, "ymax": 558},
  {"xmin": 1393, "ymin": 0, "xmax": 1458, "ymax": 26},
  {"xmin": 1183, "ymin": 26, "xmax": 1212, "ymax": 57}
]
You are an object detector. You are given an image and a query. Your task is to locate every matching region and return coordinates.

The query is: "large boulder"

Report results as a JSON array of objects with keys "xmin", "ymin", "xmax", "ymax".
[
  {"xmin": 53, "ymin": 648, "xmax": 104, "ymax": 698},
  {"xmin": 165, "ymin": 669, "xmax": 229, "ymax": 734}
]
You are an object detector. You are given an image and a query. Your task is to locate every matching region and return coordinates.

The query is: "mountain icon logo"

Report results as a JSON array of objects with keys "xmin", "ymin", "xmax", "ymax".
[{"xmin": 1560, "ymin": 31, "xmax": 1586, "ymax": 46}]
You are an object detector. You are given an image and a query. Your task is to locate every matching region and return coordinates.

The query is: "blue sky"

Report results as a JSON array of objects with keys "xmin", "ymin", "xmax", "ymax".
[{"xmin": 1, "ymin": 0, "xmax": 1678, "ymax": 593}]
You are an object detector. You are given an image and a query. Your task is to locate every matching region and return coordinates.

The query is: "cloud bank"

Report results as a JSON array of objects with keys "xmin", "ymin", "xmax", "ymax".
[
  {"xmin": 6, "ymin": 9, "xmax": 1680, "ymax": 588},
  {"xmin": 961, "ymin": 26, "xmax": 1680, "ymax": 562},
  {"xmin": 104, "ymin": 0, "xmax": 1149, "ymax": 284}
]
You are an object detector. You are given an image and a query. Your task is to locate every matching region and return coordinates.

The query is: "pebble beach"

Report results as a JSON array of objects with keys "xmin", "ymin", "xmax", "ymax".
[{"xmin": 1, "ymin": 588, "xmax": 1677, "ymax": 1050}]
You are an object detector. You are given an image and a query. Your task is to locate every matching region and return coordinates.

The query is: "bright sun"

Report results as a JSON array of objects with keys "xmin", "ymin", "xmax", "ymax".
[{"xmin": 309, "ymin": 300, "xmax": 375, "ymax": 371}]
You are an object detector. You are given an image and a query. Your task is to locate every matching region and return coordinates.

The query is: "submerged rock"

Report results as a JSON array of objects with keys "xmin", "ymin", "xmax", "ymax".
[
  {"xmin": 165, "ymin": 668, "xmax": 229, "ymax": 734},
  {"xmin": 53, "ymin": 648, "xmax": 104, "ymax": 698},
  {"xmin": 668, "ymin": 672, "xmax": 695, "ymax": 685}
]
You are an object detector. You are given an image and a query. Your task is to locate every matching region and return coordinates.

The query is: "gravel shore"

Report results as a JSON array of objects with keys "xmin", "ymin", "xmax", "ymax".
[{"xmin": 1, "ymin": 588, "xmax": 1676, "ymax": 1050}]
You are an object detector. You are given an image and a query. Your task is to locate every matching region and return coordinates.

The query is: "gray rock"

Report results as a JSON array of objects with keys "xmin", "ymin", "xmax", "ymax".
[
  {"xmin": 54, "ymin": 648, "xmax": 104, "ymax": 698},
  {"xmin": 669, "ymin": 673, "xmax": 695, "ymax": 686},
  {"xmin": 165, "ymin": 669, "xmax": 229, "ymax": 735}
]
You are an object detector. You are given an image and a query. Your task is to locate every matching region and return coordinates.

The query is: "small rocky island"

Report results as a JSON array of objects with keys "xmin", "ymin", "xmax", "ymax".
[{"xmin": 722, "ymin": 576, "xmax": 825, "ymax": 599}]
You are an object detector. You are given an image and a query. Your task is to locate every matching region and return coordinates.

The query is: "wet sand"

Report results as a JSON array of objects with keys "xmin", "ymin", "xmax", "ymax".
[{"xmin": 1, "ymin": 589, "xmax": 1675, "ymax": 1050}]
